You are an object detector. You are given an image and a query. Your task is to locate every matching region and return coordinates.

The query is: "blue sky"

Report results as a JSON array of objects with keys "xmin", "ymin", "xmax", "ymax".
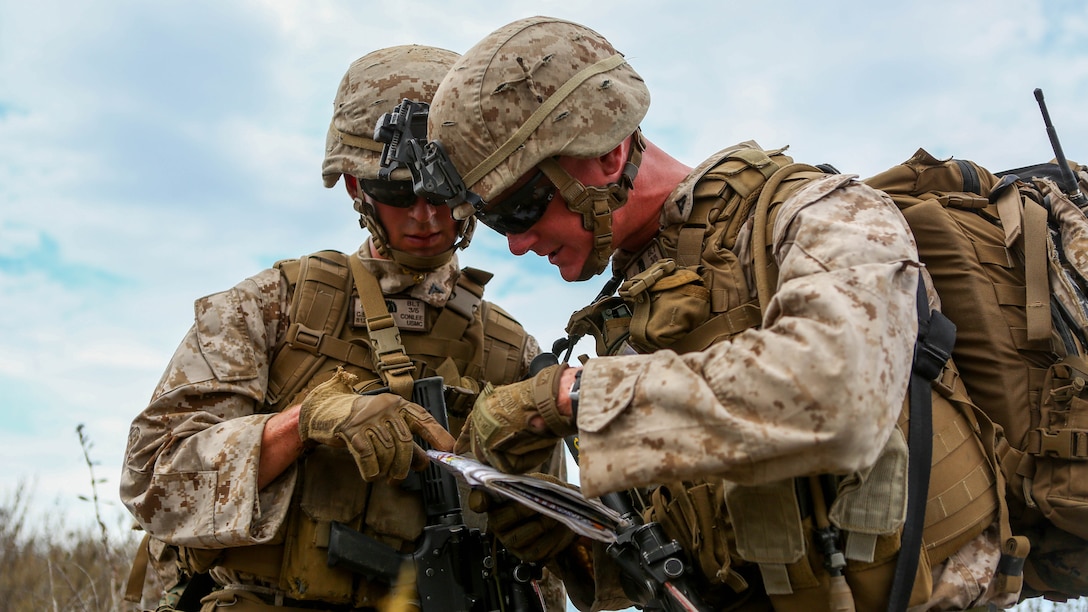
[{"xmin": 2, "ymin": 0, "xmax": 1087, "ymax": 545}]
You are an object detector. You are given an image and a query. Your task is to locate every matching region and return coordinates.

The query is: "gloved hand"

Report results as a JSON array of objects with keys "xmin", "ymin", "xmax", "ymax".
[
  {"xmin": 298, "ymin": 369, "xmax": 456, "ymax": 481},
  {"xmin": 469, "ymin": 473, "xmax": 580, "ymax": 563},
  {"xmin": 454, "ymin": 365, "xmax": 574, "ymax": 474}
]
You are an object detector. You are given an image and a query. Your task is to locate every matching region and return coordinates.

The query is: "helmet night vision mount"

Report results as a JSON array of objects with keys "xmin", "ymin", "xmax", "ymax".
[{"xmin": 374, "ymin": 99, "xmax": 484, "ymax": 220}]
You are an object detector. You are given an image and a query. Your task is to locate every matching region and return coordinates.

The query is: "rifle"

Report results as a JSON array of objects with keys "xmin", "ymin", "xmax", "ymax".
[
  {"xmin": 598, "ymin": 488, "xmax": 711, "ymax": 612},
  {"xmin": 326, "ymin": 376, "xmax": 545, "ymax": 612},
  {"xmin": 1034, "ymin": 88, "xmax": 1088, "ymax": 210}
]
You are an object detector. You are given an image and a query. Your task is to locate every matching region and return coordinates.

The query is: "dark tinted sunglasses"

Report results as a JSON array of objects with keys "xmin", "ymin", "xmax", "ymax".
[
  {"xmin": 359, "ymin": 178, "xmax": 442, "ymax": 208},
  {"xmin": 476, "ymin": 171, "xmax": 557, "ymax": 235}
]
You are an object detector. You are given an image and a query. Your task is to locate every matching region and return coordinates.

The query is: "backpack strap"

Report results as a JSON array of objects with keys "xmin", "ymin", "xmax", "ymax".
[
  {"xmin": 123, "ymin": 533, "xmax": 152, "ymax": 604},
  {"xmin": 267, "ymin": 251, "xmax": 355, "ymax": 410},
  {"xmin": 955, "ymin": 159, "xmax": 983, "ymax": 196},
  {"xmin": 346, "ymin": 255, "xmax": 415, "ymax": 399},
  {"xmin": 751, "ymin": 163, "xmax": 823, "ymax": 310},
  {"xmin": 987, "ymin": 174, "xmax": 1055, "ymax": 350}
]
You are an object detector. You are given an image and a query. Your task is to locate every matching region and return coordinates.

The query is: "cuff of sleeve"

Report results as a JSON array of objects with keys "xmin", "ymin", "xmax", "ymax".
[{"xmin": 534, "ymin": 365, "xmax": 576, "ymax": 436}]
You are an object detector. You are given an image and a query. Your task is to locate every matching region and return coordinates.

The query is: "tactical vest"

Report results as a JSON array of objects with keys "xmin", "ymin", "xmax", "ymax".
[
  {"xmin": 570, "ymin": 146, "xmax": 1005, "ymax": 611},
  {"xmin": 268, "ymin": 250, "xmax": 528, "ymax": 411},
  {"xmin": 185, "ymin": 250, "xmax": 534, "ymax": 608}
]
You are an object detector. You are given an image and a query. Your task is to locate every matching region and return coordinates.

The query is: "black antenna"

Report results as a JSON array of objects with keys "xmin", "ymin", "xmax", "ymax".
[{"xmin": 1034, "ymin": 88, "xmax": 1088, "ymax": 209}]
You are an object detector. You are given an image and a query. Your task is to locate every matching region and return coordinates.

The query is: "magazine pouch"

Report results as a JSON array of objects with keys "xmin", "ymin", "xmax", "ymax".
[{"xmin": 618, "ymin": 258, "xmax": 711, "ymax": 353}]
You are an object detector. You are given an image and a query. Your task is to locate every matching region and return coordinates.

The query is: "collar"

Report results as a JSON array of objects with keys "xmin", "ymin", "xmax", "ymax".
[{"xmin": 356, "ymin": 240, "xmax": 461, "ymax": 308}]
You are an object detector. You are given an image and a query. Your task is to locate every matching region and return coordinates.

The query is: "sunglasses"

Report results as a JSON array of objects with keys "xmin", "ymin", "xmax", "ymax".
[
  {"xmin": 476, "ymin": 171, "xmax": 557, "ymax": 235},
  {"xmin": 359, "ymin": 179, "xmax": 442, "ymax": 208}
]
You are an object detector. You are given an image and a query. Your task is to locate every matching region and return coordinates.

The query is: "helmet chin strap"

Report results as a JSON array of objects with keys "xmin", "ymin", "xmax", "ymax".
[
  {"xmin": 353, "ymin": 196, "xmax": 475, "ymax": 272},
  {"xmin": 536, "ymin": 129, "xmax": 645, "ymax": 281}
]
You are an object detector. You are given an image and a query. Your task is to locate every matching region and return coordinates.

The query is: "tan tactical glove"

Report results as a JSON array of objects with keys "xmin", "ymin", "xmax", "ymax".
[
  {"xmin": 298, "ymin": 369, "xmax": 456, "ymax": 482},
  {"xmin": 454, "ymin": 365, "xmax": 575, "ymax": 474},
  {"xmin": 468, "ymin": 473, "xmax": 580, "ymax": 563}
]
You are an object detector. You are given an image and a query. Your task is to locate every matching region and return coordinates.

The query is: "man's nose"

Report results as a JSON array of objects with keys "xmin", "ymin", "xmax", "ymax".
[
  {"xmin": 408, "ymin": 198, "xmax": 438, "ymax": 221},
  {"xmin": 506, "ymin": 231, "xmax": 533, "ymax": 256}
]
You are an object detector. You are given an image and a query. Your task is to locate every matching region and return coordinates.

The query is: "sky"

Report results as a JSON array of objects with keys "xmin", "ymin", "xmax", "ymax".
[{"xmin": 2, "ymin": 0, "xmax": 1088, "ymax": 551}]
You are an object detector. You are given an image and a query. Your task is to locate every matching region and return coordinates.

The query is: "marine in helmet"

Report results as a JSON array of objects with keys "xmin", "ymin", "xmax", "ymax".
[
  {"xmin": 120, "ymin": 44, "xmax": 570, "ymax": 611},
  {"xmin": 323, "ymin": 45, "xmax": 476, "ymax": 271},
  {"xmin": 414, "ymin": 16, "xmax": 1016, "ymax": 612}
]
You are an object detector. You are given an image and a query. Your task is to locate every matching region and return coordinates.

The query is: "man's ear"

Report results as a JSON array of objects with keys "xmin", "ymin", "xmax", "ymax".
[
  {"xmin": 344, "ymin": 175, "xmax": 360, "ymax": 199},
  {"xmin": 598, "ymin": 135, "xmax": 632, "ymax": 178}
]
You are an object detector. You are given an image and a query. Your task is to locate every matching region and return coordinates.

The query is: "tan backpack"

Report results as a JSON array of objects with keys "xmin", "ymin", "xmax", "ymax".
[{"xmin": 864, "ymin": 149, "xmax": 1088, "ymax": 601}]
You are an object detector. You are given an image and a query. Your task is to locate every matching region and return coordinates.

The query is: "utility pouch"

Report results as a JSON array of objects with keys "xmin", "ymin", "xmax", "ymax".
[
  {"xmin": 1023, "ymin": 357, "xmax": 1088, "ymax": 540},
  {"xmin": 618, "ymin": 258, "xmax": 711, "ymax": 352},
  {"xmin": 724, "ymin": 480, "xmax": 807, "ymax": 596},
  {"xmin": 566, "ymin": 296, "xmax": 634, "ymax": 356},
  {"xmin": 275, "ymin": 445, "xmax": 406, "ymax": 607},
  {"xmin": 644, "ymin": 480, "xmax": 745, "ymax": 592},
  {"xmin": 828, "ymin": 428, "xmax": 908, "ymax": 563}
]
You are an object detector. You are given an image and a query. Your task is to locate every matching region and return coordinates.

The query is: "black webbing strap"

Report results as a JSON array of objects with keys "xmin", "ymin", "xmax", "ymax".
[
  {"xmin": 954, "ymin": 159, "xmax": 983, "ymax": 196},
  {"xmin": 887, "ymin": 278, "xmax": 956, "ymax": 612}
]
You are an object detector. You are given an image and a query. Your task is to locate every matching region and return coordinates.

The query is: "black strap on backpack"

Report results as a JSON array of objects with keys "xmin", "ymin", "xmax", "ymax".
[
  {"xmin": 173, "ymin": 572, "xmax": 216, "ymax": 612},
  {"xmin": 887, "ymin": 279, "xmax": 956, "ymax": 612}
]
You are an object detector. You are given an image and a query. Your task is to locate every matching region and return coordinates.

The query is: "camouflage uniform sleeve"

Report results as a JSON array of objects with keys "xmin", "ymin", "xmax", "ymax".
[
  {"xmin": 120, "ymin": 267, "xmax": 294, "ymax": 548},
  {"xmin": 576, "ymin": 176, "xmax": 921, "ymax": 498},
  {"xmin": 1041, "ymin": 177, "xmax": 1088, "ymax": 278}
]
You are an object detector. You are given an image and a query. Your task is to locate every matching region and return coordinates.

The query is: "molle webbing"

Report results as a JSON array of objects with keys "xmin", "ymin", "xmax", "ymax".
[
  {"xmin": 433, "ymin": 267, "xmax": 489, "ymax": 343},
  {"xmin": 268, "ymin": 251, "xmax": 354, "ymax": 410},
  {"xmin": 268, "ymin": 252, "xmax": 497, "ymax": 410},
  {"xmin": 664, "ymin": 151, "xmax": 825, "ymax": 353},
  {"xmin": 479, "ymin": 302, "xmax": 531, "ymax": 385},
  {"xmin": 682, "ymin": 146, "xmax": 797, "ymax": 262}
]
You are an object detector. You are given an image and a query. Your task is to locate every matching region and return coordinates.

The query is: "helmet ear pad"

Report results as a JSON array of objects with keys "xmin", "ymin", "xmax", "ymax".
[
  {"xmin": 352, "ymin": 195, "xmax": 392, "ymax": 259},
  {"xmin": 534, "ymin": 131, "xmax": 645, "ymax": 280},
  {"xmin": 342, "ymin": 176, "xmax": 389, "ymax": 259}
]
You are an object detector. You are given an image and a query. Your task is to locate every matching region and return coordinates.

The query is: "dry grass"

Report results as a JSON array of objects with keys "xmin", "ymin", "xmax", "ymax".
[
  {"xmin": 0, "ymin": 482, "xmax": 142, "ymax": 611},
  {"xmin": 0, "ymin": 425, "xmax": 144, "ymax": 612}
]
